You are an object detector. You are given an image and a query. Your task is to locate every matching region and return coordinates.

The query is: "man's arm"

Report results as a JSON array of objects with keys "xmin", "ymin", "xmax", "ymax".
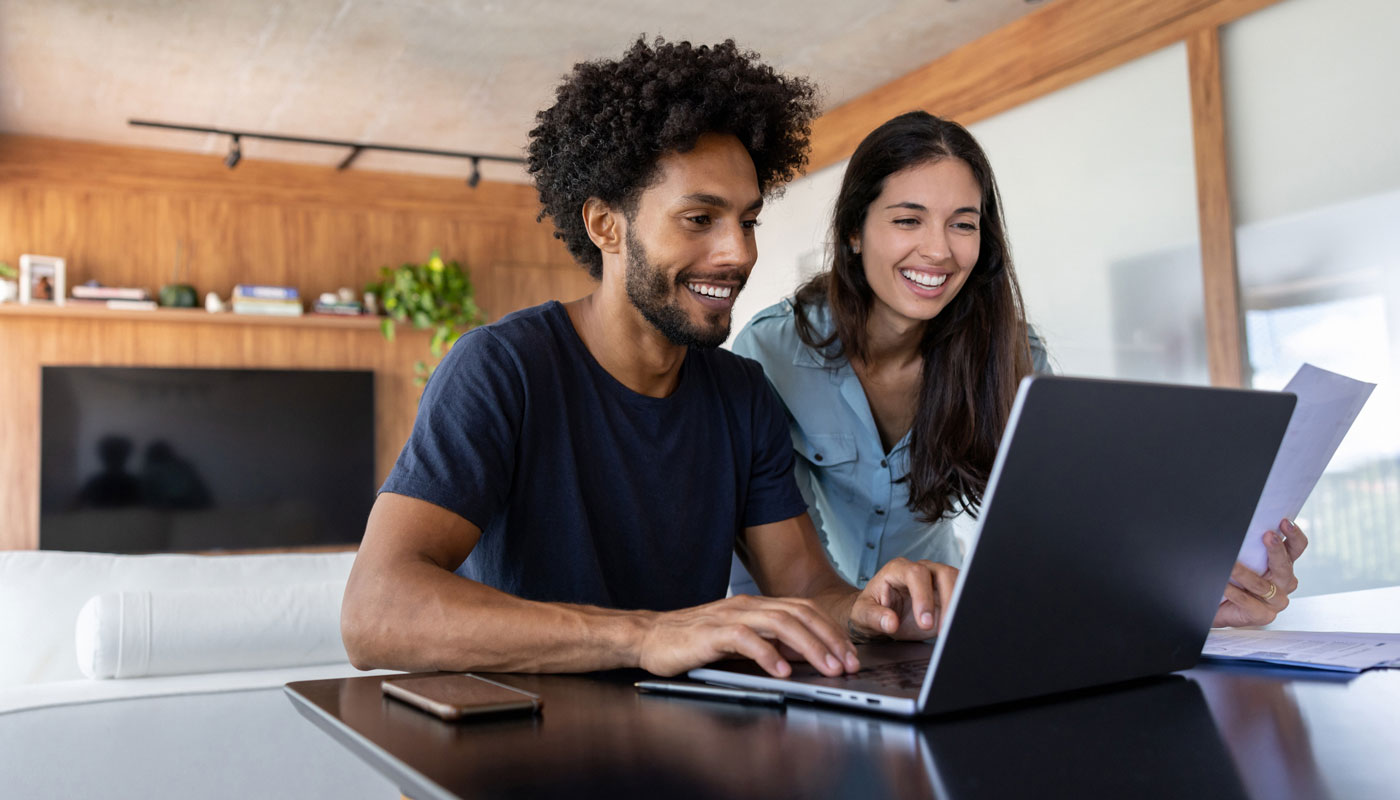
[
  {"xmin": 341, "ymin": 493, "xmax": 863, "ymax": 677},
  {"xmin": 738, "ymin": 513, "xmax": 959, "ymax": 644}
]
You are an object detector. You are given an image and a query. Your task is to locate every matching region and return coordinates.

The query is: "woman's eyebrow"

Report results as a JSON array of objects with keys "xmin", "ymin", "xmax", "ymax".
[{"xmin": 884, "ymin": 201, "xmax": 981, "ymax": 215}]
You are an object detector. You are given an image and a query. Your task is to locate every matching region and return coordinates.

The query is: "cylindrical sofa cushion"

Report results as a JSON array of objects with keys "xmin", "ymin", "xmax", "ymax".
[{"xmin": 75, "ymin": 582, "xmax": 347, "ymax": 680}]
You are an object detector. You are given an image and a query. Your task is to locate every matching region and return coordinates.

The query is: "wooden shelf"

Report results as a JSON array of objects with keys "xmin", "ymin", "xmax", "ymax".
[{"xmin": 0, "ymin": 302, "xmax": 384, "ymax": 330}]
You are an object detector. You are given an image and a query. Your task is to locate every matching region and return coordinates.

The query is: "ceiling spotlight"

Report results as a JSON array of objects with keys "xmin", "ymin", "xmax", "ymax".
[
  {"xmin": 467, "ymin": 157, "xmax": 481, "ymax": 189},
  {"xmin": 225, "ymin": 134, "xmax": 242, "ymax": 169}
]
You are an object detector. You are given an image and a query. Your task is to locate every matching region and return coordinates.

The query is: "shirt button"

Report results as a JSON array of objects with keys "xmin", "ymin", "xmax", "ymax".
[
  {"xmin": 875, "ymin": 507, "xmax": 885, "ymax": 515},
  {"xmin": 858, "ymin": 575, "xmax": 868, "ymax": 583},
  {"xmin": 814, "ymin": 453, "xmax": 824, "ymax": 462},
  {"xmin": 866, "ymin": 542, "xmax": 876, "ymax": 550},
  {"xmin": 880, "ymin": 459, "xmax": 888, "ymax": 469}
]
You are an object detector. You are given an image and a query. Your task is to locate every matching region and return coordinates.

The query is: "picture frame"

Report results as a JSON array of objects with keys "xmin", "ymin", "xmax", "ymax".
[{"xmin": 19, "ymin": 254, "xmax": 65, "ymax": 306}]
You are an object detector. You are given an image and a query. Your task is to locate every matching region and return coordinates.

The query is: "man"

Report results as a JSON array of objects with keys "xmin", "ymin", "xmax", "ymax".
[{"xmin": 342, "ymin": 37, "xmax": 957, "ymax": 679}]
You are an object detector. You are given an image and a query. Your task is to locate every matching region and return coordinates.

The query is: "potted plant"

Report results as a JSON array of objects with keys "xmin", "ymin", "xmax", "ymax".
[
  {"xmin": 0, "ymin": 262, "xmax": 16, "ymax": 303},
  {"xmin": 366, "ymin": 250, "xmax": 484, "ymax": 385}
]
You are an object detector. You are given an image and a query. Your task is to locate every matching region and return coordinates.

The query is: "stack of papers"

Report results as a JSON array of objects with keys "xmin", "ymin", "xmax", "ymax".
[{"xmin": 1203, "ymin": 629, "xmax": 1400, "ymax": 672}]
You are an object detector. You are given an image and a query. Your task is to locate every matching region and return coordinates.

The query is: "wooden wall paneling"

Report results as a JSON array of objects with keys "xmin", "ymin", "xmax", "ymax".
[
  {"xmin": 0, "ymin": 312, "xmax": 437, "ymax": 550},
  {"xmin": 485, "ymin": 263, "xmax": 599, "ymax": 319},
  {"xmin": 1187, "ymin": 27, "xmax": 1248, "ymax": 388},
  {"xmin": 807, "ymin": 0, "xmax": 1285, "ymax": 171},
  {"xmin": 0, "ymin": 135, "xmax": 544, "ymax": 217},
  {"xmin": 0, "ymin": 135, "xmax": 576, "ymax": 550}
]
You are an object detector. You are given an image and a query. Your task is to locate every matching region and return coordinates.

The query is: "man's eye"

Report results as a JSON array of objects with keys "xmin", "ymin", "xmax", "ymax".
[
  {"xmin": 742, "ymin": 219, "xmax": 761, "ymax": 230},
  {"xmin": 686, "ymin": 215, "xmax": 712, "ymax": 226}
]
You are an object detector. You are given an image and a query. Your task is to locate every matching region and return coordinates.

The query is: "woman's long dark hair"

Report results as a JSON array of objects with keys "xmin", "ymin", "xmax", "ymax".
[{"xmin": 793, "ymin": 110, "xmax": 1032, "ymax": 521}]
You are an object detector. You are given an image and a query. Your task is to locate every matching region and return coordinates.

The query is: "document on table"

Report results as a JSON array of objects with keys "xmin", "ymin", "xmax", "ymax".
[
  {"xmin": 1236, "ymin": 364, "xmax": 1375, "ymax": 574},
  {"xmin": 1203, "ymin": 629, "xmax": 1400, "ymax": 672}
]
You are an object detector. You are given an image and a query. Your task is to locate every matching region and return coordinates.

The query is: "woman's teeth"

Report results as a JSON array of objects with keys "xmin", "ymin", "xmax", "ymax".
[
  {"xmin": 899, "ymin": 269, "xmax": 947, "ymax": 288},
  {"xmin": 687, "ymin": 283, "xmax": 733, "ymax": 299}
]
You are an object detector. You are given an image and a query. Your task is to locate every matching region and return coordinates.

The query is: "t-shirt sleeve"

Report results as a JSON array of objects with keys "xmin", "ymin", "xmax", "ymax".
[
  {"xmin": 741, "ymin": 362, "xmax": 809, "ymax": 528},
  {"xmin": 379, "ymin": 328, "xmax": 523, "ymax": 530}
]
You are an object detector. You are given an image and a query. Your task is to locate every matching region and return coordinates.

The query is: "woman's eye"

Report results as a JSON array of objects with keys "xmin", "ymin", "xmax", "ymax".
[
  {"xmin": 953, "ymin": 221, "xmax": 979, "ymax": 232},
  {"xmin": 894, "ymin": 218, "xmax": 919, "ymax": 227}
]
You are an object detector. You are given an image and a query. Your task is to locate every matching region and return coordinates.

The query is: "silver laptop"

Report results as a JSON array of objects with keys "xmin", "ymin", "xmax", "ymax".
[{"xmin": 690, "ymin": 375, "xmax": 1295, "ymax": 717}]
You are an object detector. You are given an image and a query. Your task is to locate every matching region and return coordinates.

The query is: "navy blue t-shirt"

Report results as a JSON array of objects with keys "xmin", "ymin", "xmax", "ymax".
[{"xmin": 380, "ymin": 301, "xmax": 807, "ymax": 612}]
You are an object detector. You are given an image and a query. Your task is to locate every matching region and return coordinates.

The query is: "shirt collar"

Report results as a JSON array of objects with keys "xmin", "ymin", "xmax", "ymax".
[{"xmin": 789, "ymin": 298, "xmax": 840, "ymax": 369}]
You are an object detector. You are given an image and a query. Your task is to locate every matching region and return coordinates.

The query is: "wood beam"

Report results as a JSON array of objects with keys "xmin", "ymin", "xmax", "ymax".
[
  {"xmin": 1187, "ymin": 27, "xmax": 1248, "ymax": 388},
  {"xmin": 807, "ymin": 0, "xmax": 1284, "ymax": 173}
]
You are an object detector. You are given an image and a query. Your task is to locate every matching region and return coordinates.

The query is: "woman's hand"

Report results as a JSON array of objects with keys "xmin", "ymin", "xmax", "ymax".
[
  {"xmin": 1213, "ymin": 519, "xmax": 1309, "ymax": 628},
  {"xmin": 848, "ymin": 557, "xmax": 959, "ymax": 641}
]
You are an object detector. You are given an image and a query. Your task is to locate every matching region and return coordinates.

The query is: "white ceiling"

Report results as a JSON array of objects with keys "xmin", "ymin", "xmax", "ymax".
[{"xmin": 1, "ymin": 0, "xmax": 1050, "ymax": 183}]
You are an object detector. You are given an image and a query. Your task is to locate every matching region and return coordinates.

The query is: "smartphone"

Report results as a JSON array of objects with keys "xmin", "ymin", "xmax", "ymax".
[{"xmin": 381, "ymin": 674, "xmax": 543, "ymax": 721}]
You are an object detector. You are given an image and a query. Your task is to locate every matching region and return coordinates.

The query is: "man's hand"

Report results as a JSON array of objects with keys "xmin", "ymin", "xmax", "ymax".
[
  {"xmin": 1213, "ymin": 519, "xmax": 1308, "ymax": 628},
  {"xmin": 637, "ymin": 594, "xmax": 861, "ymax": 679},
  {"xmin": 848, "ymin": 557, "xmax": 959, "ymax": 642}
]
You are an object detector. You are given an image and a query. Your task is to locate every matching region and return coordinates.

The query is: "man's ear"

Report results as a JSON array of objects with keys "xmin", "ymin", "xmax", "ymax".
[{"xmin": 582, "ymin": 197, "xmax": 624, "ymax": 255}]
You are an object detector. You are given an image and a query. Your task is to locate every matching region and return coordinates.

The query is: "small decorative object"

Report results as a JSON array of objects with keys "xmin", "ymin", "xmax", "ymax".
[
  {"xmin": 0, "ymin": 262, "xmax": 17, "ymax": 303},
  {"xmin": 19, "ymin": 254, "xmax": 65, "ymax": 305},
  {"xmin": 336, "ymin": 286, "xmax": 356, "ymax": 304},
  {"xmin": 364, "ymin": 250, "xmax": 483, "ymax": 385},
  {"xmin": 204, "ymin": 291, "xmax": 226, "ymax": 313},
  {"xmin": 159, "ymin": 241, "xmax": 197, "ymax": 308},
  {"xmin": 361, "ymin": 291, "xmax": 378, "ymax": 316}
]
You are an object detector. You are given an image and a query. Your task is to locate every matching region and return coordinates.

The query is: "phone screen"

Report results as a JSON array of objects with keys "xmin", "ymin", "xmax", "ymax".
[{"xmin": 382, "ymin": 674, "xmax": 542, "ymax": 720}]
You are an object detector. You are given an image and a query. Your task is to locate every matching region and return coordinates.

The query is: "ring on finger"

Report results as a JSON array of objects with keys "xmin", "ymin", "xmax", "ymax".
[{"xmin": 1262, "ymin": 583, "xmax": 1278, "ymax": 601}]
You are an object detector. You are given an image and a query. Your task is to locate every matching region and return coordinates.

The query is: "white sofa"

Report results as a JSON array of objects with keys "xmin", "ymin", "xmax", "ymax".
[{"xmin": 0, "ymin": 550, "xmax": 399, "ymax": 798}]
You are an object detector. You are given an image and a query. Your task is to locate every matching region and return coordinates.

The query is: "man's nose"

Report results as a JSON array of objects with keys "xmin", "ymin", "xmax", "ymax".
[{"xmin": 713, "ymin": 220, "xmax": 757, "ymax": 269}]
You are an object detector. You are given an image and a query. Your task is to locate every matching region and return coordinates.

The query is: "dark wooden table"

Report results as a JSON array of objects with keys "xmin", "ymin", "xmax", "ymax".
[{"xmin": 287, "ymin": 588, "xmax": 1400, "ymax": 800}]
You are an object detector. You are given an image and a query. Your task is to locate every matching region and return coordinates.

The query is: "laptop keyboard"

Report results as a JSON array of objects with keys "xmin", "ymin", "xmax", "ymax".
[{"xmin": 842, "ymin": 658, "xmax": 929, "ymax": 691}]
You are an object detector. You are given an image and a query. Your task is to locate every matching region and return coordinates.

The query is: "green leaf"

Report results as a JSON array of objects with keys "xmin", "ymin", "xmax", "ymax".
[{"xmin": 370, "ymin": 249, "xmax": 484, "ymax": 390}]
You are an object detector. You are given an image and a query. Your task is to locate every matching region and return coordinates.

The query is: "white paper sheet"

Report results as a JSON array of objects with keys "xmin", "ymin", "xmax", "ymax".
[
  {"xmin": 1202, "ymin": 629, "xmax": 1400, "ymax": 672},
  {"xmin": 1236, "ymin": 364, "xmax": 1375, "ymax": 574}
]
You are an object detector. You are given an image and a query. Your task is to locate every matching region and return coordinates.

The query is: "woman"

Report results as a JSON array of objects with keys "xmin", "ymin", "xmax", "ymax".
[{"xmin": 733, "ymin": 111, "xmax": 1303, "ymax": 627}]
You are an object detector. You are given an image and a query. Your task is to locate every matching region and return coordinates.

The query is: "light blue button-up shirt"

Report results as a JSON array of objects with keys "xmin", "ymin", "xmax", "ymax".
[{"xmin": 729, "ymin": 298, "xmax": 1049, "ymax": 592}]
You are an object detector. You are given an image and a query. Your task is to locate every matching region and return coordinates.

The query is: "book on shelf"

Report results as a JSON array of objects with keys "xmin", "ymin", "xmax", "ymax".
[
  {"xmin": 311, "ymin": 301, "xmax": 365, "ymax": 316},
  {"xmin": 67, "ymin": 297, "xmax": 158, "ymax": 310},
  {"xmin": 71, "ymin": 285, "xmax": 150, "ymax": 301},
  {"xmin": 233, "ymin": 284, "xmax": 299, "ymax": 300},
  {"xmin": 232, "ymin": 299, "xmax": 304, "ymax": 317}
]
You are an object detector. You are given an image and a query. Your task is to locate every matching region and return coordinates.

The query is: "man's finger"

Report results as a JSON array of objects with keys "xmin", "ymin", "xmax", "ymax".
[
  {"xmin": 764, "ymin": 598, "xmax": 859, "ymax": 670},
  {"xmin": 923, "ymin": 561, "xmax": 958, "ymax": 631},
  {"xmin": 875, "ymin": 561, "xmax": 939, "ymax": 631},
  {"xmin": 852, "ymin": 595, "xmax": 900, "ymax": 637},
  {"xmin": 743, "ymin": 609, "xmax": 848, "ymax": 677},
  {"xmin": 723, "ymin": 625, "xmax": 790, "ymax": 678}
]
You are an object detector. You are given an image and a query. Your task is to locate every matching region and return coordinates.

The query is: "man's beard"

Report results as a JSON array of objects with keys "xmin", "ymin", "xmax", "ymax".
[{"xmin": 624, "ymin": 227, "xmax": 738, "ymax": 349}]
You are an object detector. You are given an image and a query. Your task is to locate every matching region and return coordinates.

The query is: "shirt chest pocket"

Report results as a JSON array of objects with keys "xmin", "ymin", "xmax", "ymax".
[{"xmin": 795, "ymin": 432, "xmax": 859, "ymax": 469}]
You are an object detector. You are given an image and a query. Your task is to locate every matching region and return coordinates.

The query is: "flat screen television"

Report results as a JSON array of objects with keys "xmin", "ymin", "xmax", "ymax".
[{"xmin": 41, "ymin": 367, "xmax": 375, "ymax": 552}]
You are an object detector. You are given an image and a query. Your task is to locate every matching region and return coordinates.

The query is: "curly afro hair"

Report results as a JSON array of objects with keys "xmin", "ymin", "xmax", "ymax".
[{"xmin": 528, "ymin": 36, "xmax": 820, "ymax": 278}]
